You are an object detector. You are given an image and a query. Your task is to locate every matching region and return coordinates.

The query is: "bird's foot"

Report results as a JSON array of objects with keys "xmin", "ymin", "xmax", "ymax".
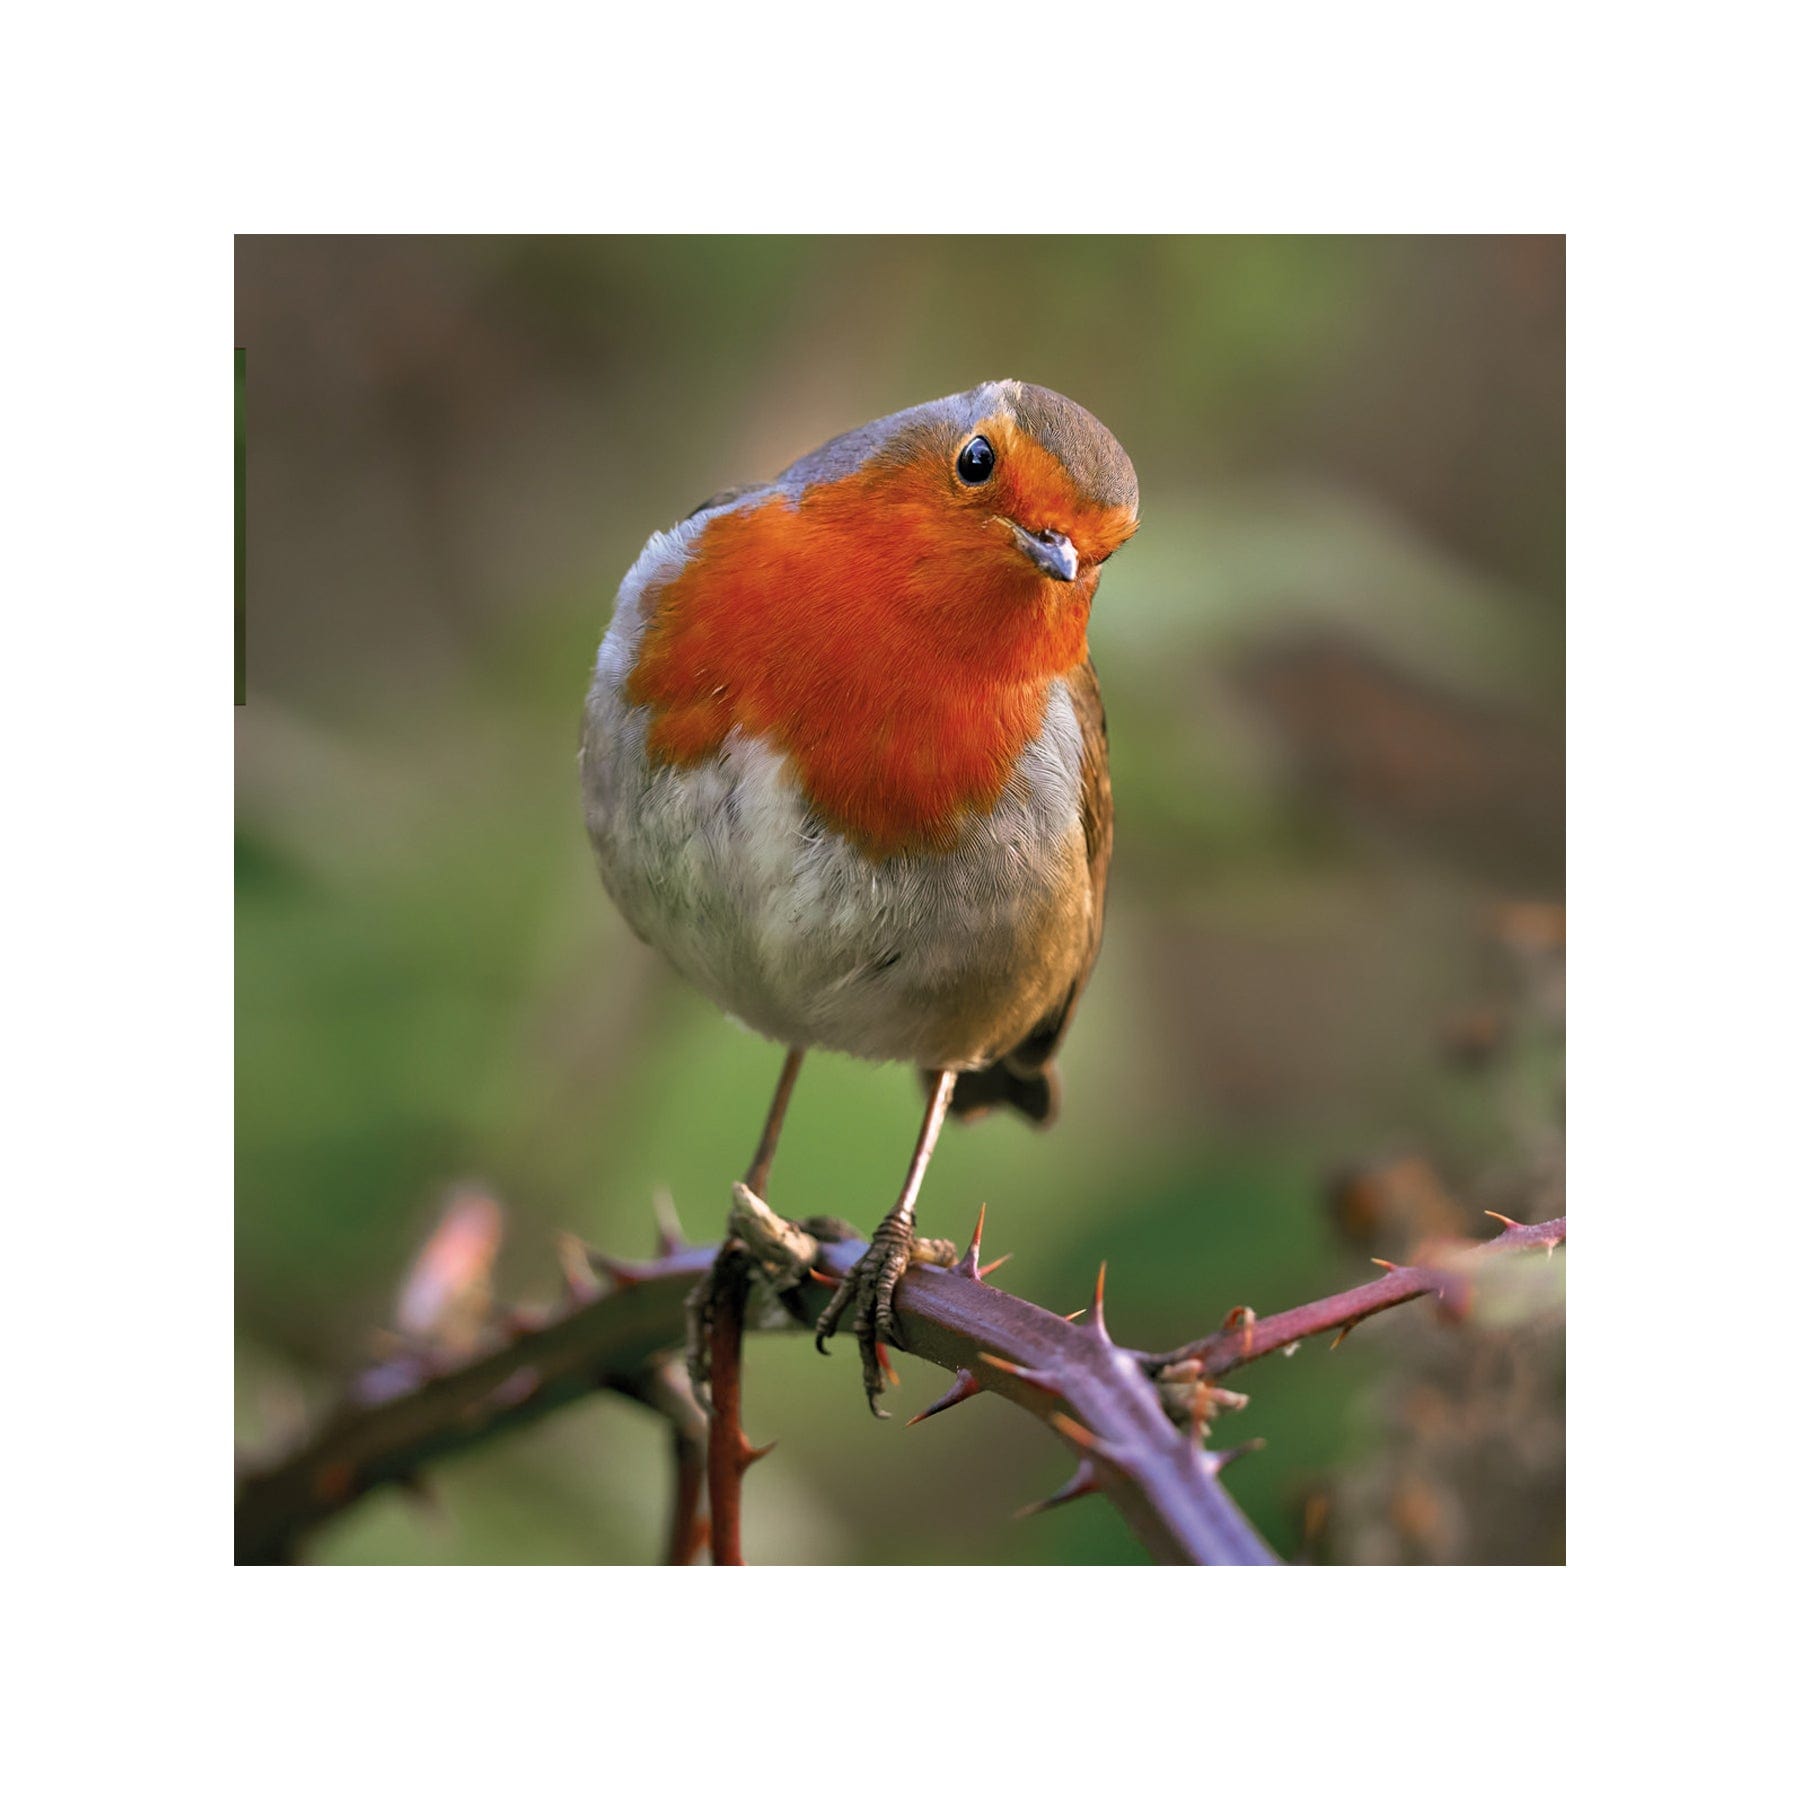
[
  {"xmin": 813, "ymin": 1218, "xmax": 957, "ymax": 1417},
  {"xmin": 685, "ymin": 1184, "xmax": 855, "ymax": 1404}
]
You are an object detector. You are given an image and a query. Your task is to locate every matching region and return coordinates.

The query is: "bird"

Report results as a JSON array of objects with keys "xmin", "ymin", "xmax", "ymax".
[{"xmin": 580, "ymin": 380, "xmax": 1138, "ymax": 1412}]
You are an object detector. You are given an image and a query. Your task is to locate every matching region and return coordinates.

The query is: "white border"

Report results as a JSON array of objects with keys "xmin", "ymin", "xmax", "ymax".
[{"xmin": 9, "ymin": 0, "xmax": 1793, "ymax": 1787}]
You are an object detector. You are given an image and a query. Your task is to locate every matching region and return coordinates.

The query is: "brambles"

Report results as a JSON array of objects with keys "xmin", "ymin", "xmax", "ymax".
[{"xmin": 235, "ymin": 1192, "xmax": 1564, "ymax": 1566}]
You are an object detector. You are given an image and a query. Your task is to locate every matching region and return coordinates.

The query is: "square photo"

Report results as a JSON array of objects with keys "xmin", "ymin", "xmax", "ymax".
[{"xmin": 234, "ymin": 235, "xmax": 1565, "ymax": 1566}]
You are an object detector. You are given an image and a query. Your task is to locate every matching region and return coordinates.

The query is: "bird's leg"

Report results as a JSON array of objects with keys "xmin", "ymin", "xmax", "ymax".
[
  {"xmin": 743, "ymin": 1045, "xmax": 805, "ymax": 1200},
  {"xmin": 686, "ymin": 1047, "xmax": 806, "ymax": 1400},
  {"xmin": 815, "ymin": 1068, "xmax": 958, "ymax": 1415}
]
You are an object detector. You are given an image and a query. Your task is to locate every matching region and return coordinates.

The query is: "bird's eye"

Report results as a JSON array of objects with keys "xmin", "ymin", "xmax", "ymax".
[{"xmin": 956, "ymin": 435, "xmax": 995, "ymax": 484}]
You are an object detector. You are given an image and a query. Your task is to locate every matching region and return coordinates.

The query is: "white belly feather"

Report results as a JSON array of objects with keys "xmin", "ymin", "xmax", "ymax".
[{"xmin": 581, "ymin": 602, "xmax": 1090, "ymax": 1068}]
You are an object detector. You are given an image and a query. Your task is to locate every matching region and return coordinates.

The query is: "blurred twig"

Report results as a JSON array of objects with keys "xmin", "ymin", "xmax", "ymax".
[
  {"xmin": 236, "ymin": 1237, "xmax": 717, "ymax": 1564},
  {"xmin": 607, "ymin": 1358, "xmax": 711, "ymax": 1566}
]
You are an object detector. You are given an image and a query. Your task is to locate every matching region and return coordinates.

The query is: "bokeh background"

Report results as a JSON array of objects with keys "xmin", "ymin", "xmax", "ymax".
[{"xmin": 235, "ymin": 236, "xmax": 1565, "ymax": 1565}]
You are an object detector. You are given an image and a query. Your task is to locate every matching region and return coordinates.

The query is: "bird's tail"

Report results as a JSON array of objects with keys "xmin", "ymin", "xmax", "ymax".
[{"xmin": 938, "ymin": 1060, "xmax": 1061, "ymax": 1129}]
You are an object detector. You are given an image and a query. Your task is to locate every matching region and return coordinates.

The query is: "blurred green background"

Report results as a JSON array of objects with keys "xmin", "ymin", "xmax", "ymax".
[{"xmin": 235, "ymin": 236, "xmax": 1565, "ymax": 1564}]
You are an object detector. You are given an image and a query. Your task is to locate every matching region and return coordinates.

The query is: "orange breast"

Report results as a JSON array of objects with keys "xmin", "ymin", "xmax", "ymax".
[{"xmin": 625, "ymin": 446, "xmax": 1127, "ymax": 856}]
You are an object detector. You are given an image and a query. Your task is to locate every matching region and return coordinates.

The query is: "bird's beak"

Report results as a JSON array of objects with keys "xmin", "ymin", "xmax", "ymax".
[{"xmin": 1008, "ymin": 522, "xmax": 1081, "ymax": 583}]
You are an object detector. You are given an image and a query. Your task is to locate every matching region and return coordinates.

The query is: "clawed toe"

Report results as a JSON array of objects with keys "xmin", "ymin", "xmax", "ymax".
[{"xmin": 814, "ymin": 1223, "xmax": 915, "ymax": 1417}]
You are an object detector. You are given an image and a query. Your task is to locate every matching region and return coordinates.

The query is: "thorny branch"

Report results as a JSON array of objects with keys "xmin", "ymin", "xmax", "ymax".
[
  {"xmin": 235, "ymin": 1202, "xmax": 1564, "ymax": 1566},
  {"xmin": 1144, "ymin": 1214, "xmax": 1568, "ymax": 1382},
  {"xmin": 699, "ymin": 1247, "xmax": 773, "ymax": 1567}
]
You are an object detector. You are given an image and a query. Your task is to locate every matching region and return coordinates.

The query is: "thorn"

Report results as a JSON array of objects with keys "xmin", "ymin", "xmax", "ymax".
[
  {"xmin": 976, "ymin": 1252, "xmax": 1012, "ymax": 1281},
  {"xmin": 953, "ymin": 1203, "xmax": 989, "ymax": 1279},
  {"xmin": 652, "ymin": 1188, "xmax": 686, "ymax": 1256},
  {"xmin": 394, "ymin": 1469, "xmax": 447, "ymax": 1526},
  {"xmin": 1048, "ymin": 1412, "xmax": 1100, "ymax": 1452},
  {"xmin": 1205, "ymin": 1438, "xmax": 1266, "ymax": 1475},
  {"xmin": 1064, "ymin": 1308, "xmax": 1086, "ymax": 1323},
  {"xmin": 742, "ymin": 1438, "xmax": 778, "ymax": 1466},
  {"xmin": 809, "ymin": 1268, "xmax": 841, "ymax": 1287},
  {"xmin": 586, "ymin": 1248, "xmax": 645, "ymax": 1290},
  {"xmin": 1484, "ymin": 1209, "xmax": 1524, "ymax": 1231},
  {"xmin": 1370, "ymin": 1258, "xmax": 1400, "ymax": 1273},
  {"xmin": 1330, "ymin": 1321, "xmax": 1360, "ymax": 1350},
  {"xmin": 977, "ymin": 1352, "xmax": 1061, "ymax": 1395},
  {"xmin": 1015, "ymin": 1458, "xmax": 1102, "ymax": 1519},
  {"xmin": 906, "ymin": 1366, "xmax": 982, "ymax": 1426},
  {"xmin": 1222, "ymin": 1305, "xmax": 1257, "ymax": 1356},
  {"xmin": 488, "ymin": 1367, "xmax": 541, "ymax": 1409},
  {"xmin": 1086, "ymin": 1262, "xmax": 1111, "ymax": 1341},
  {"xmin": 556, "ymin": 1233, "xmax": 601, "ymax": 1303},
  {"xmin": 875, "ymin": 1342, "xmax": 901, "ymax": 1388}
]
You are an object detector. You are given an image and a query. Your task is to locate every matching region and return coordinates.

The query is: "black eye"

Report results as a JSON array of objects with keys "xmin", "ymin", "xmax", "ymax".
[{"xmin": 956, "ymin": 435, "xmax": 995, "ymax": 484}]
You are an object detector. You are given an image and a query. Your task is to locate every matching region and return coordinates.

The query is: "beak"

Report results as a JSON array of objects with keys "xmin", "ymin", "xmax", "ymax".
[{"xmin": 1009, "ymin": 522, "xmax": 1080, "ymax": 583}]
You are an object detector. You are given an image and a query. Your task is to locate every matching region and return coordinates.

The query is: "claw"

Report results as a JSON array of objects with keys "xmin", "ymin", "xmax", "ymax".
[
  {"xmin": 815, "ymin": 1221, "xmax": 915, "ymax": 1416},
  {"xmin": 862, "ymin": 1381, "xmax": 889, "ymax": 1419},
  {"xmin": 814, "ymin": 1270, "xmax": 853, "ymax": 1351}
]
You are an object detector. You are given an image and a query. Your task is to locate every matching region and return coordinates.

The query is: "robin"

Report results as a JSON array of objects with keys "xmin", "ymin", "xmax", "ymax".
[{"xmin": 581, "ymin": 380, "xmax": 1138, "ymax": 1411}]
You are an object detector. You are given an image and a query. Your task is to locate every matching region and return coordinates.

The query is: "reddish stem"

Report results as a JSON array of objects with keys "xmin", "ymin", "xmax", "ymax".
[
  {"xmin": 1149, "ymin": 1215, "xmax": 1567, "ymax": 1378},
  {"xmin": 704, "ymin": 1254, "xmax": 757, "ymax": 1566}
]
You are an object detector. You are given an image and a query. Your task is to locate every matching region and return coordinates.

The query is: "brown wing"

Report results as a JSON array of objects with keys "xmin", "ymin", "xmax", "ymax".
[{"xmin": 943, "ymin": 657, "xmax": 1113, "ymax": 1127}]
